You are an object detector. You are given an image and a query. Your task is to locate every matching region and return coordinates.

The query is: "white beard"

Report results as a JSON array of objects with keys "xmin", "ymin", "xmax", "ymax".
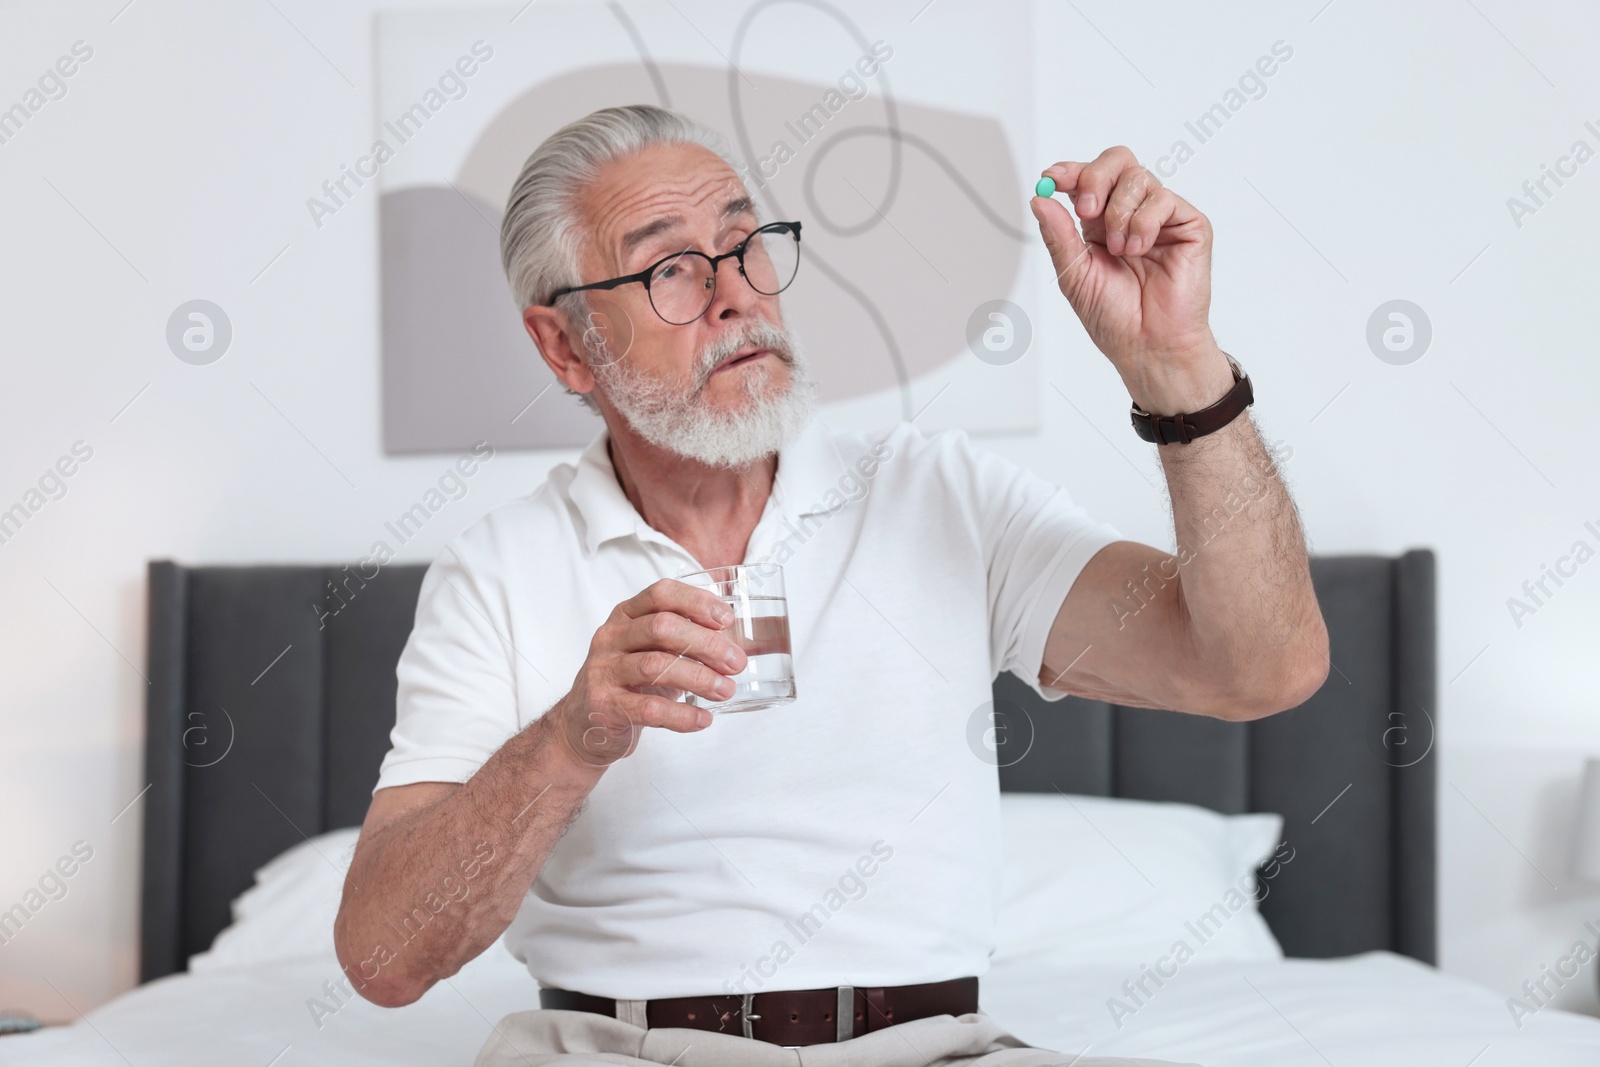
[{"xmin": 590, "ymin": 317, "xmax": 818, "ymax": 469}]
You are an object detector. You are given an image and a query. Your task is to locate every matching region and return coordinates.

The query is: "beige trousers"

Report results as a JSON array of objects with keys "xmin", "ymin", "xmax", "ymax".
[{"xmin": 473, "ymin": 1007, "xmax": 1202, "ymax": 1067}]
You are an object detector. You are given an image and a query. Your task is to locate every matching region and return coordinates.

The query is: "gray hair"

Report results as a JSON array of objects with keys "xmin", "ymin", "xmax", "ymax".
[{"xmin": 499, "ymin": 105, "xmax": 745, "ymax": 413}]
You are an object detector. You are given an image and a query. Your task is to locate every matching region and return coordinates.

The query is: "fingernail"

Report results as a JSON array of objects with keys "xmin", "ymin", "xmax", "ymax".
[
  {"xmin": 716, "ymin": 605, "xmax": 734, "ymax": 624},
  {"xmin": 1080, "ymin": 194, "xmax": 1096, "ymax": 215},
  {"xmin": 697, "ymin": 710, "xmax": 713, "ymax": 728}
]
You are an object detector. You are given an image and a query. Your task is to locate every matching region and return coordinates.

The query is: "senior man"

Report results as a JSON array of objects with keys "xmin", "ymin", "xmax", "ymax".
[{"xmin": 334, "ymin": 104, "xmax": 1328, "ymax": 1067}]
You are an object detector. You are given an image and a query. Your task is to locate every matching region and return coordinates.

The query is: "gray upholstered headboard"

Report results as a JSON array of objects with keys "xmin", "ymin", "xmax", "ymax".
[{"xmin": 139, "ymin": 550, "xmax": 1436, "ymax": 982}]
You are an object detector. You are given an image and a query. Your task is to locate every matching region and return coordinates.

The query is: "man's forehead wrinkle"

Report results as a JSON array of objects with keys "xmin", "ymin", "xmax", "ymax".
[{"xmin": 583, "ymin": 166, "xmax": 749, "ymax": 273}]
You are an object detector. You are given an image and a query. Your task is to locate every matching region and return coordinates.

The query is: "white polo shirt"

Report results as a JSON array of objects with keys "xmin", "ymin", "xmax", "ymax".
[{"xmin": 375, "ymin": 416, "xmax": 1121, "ymax": 999}]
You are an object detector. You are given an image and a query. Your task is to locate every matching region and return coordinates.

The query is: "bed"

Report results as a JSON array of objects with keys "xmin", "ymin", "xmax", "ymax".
[{"xmin": 10, "ymin": 548, "xmax": 1600, "ymax": 1064}]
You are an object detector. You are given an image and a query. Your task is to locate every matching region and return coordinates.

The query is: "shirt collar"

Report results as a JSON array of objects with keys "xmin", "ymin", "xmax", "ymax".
[{"xmin": 565, "ymin": 417, "xmax": 848, "ymax": 557}]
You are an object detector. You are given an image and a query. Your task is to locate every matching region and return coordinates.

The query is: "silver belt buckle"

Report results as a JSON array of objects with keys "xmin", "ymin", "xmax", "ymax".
[
  {"xmin": 738, "ymin": 986, "xmax": 854, "ymax": 1043},
  {"xmin": 740, "ymin": 993, "xmax": 761, "ymax": 1040}
]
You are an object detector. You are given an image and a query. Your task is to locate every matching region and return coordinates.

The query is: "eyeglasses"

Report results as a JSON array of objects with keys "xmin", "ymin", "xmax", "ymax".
[{"xmin": 546, "ymin": 221, "xmax": 802, "ymax": 326}]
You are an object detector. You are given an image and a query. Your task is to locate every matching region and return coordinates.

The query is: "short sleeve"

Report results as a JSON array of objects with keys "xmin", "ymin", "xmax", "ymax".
[
  {"xmin": 374, "ymin": 542, "xmax": 521, "ymax": 792},
  {"xmin": 937, "ymin": 429, "xmax": 1122, "ymax": 703}
]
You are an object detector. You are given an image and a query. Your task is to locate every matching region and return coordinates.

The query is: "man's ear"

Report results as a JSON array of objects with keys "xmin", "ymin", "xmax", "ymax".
[{"xmin": 523, "ymin": 304, "xmax": 596, "ymax": 399}]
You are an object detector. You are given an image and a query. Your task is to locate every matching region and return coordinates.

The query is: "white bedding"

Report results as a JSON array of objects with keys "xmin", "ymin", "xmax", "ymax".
[
  {"xmin": 13, "ymin": 799, "xmax": 1597, "ymax": 1064},
  {"xmin": 9, "ymin": 946, "xmax": 1599, "ymax": 1066}
]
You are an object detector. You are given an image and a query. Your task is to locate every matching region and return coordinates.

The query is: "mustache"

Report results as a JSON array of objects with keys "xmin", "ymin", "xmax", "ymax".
[{"xmin": 692, "ymin": 320, "xmax": 795, "ymax": 390}]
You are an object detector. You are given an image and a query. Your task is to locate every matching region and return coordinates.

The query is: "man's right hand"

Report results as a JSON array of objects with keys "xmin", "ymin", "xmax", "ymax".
[
  {"xmin": 550, "ymin": 578, "xmax": 748, "ymax": 768},
  {"xmin": 340, "ymin": 580, "xmax": 745, "ymax": 1006}
]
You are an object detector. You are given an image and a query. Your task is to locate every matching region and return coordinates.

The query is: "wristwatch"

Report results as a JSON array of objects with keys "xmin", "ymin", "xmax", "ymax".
[{"xmin": 1130, "ymin": 354, "xmax": 1253, "ymax": 445}]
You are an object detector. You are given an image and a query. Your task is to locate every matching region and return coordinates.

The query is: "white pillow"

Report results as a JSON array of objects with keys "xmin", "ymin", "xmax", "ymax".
[
  {"xmin": 191, "ymin": 827, "xmax": 533, "ymax": 991},
  {"xmin": 189, "ymin": 827, "xmax": 362, "ymax": 971},
  {"xmin": 991, "ymin": 792, "xmax": 1287, "ymax": 970}
]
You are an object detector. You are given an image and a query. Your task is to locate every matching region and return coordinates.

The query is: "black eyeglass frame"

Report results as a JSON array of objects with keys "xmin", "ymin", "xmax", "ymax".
[{"xmin": 544, "ymin": 220, "xmax": 803, "ymax": 324}]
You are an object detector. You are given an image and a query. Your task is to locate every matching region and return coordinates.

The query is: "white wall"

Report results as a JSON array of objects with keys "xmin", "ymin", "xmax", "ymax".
[{"xmin": 1, "ymin": 0, "xmax": 1597, "ymax": 1022}]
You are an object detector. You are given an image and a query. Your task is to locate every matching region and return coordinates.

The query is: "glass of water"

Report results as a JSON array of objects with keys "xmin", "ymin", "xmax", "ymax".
[{"xmin": 675, "ymin": 564, "xmax": 796, "ymax": 714}]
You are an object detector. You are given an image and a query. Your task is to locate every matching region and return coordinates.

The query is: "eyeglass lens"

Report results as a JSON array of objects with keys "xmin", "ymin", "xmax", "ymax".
[{"xmin": 647, "ymin": 226, "xmax": 800, "ymax": 325}]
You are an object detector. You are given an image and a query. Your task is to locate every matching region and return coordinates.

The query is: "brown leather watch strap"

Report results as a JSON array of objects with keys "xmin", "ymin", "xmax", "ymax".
[
  {"xmin": 1130, "ymin": 354, "xmax": 1253, "ymax": 445},
  {"xmin": 538, "ymin": 975, "xmax": 979, "ymax": 1046}
]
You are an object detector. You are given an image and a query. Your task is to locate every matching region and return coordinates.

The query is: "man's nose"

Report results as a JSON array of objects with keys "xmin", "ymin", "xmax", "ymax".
[{"xmin": 706, "ymin": 255, "xmax": 761, "ymax": 320}]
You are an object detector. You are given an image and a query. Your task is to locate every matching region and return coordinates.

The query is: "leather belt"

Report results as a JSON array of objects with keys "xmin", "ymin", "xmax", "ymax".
[{"xmin": 539, "ymin": 976, "xmax": 978, "ymax": 1046}]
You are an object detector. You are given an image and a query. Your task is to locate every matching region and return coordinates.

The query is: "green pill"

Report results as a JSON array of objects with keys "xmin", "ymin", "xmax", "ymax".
[{"xmin": 1034, "ymin": 175, "xmax": 1056, "ymax": 198}]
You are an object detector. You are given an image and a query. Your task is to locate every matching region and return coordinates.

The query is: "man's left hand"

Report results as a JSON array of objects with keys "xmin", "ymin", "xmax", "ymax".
[{"xmin": 1032, "ymin": 146, "xmax": 1231, "ymax": 414}]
